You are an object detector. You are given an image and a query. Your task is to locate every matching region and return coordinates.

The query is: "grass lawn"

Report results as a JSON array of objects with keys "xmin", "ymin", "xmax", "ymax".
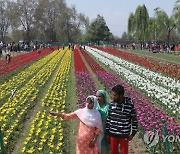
[{"xmin": 119, "ymin": 48, "xmax": 180, "ymax": 64}]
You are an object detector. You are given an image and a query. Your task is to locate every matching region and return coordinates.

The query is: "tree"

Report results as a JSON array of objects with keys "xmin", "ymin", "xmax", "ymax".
[
  {"xmin": 18, "ymin": 0, "xmax": 38, "ymax": 43},
  {"xmin": 61, "ymin": 7, "xmax": 82, "ymax": 42},
  {"xmin": 128, "ymin": 13, "xmax": 135, "ymax": 37},
  {"xmin": 35, "ymin": 0, "xmax": 68, "ymax": 42},
  {"xmin": 145, "ymin": 18, "xmax": 155, "ymax": 41},
  {"xmin": 8, "ymin": 0, "xmax": 38, "ymax": 43},
  {"xmin": 173, "ymin": 0, "xmax": 180, "ymax": 34},
  {"xmin": 128, "ymin": 5, "xmax": 149, "ymax": 41},
  {"xmin": 121, "ymin": 32, "xmax": 128, "ymax": 40},
  {"xmin": 86, "ymin": 15, "xmax": 113, "ymax": 42},
  {"xmin": 0, "ymin": 0, "xmax": 11, "ymax": 42},
  {"xmin": 34, "ymin": 0, "xmax": 88, "ymax": 42},
  {"xmin": 135, "ymin": 5, "xmax": 149, "ymax": 41},
  {"xmin": 155, "ymin": 9, "xmax": 176, "ymax": 45}
]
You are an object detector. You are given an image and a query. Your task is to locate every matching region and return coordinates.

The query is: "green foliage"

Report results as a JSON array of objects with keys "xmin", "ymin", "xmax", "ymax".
[
  {"xmin": 128, "ymin": 2, "xmax": 179, "ymax": 42},
  {"xmin": 85, "ymin": 15, "xmax": 113, "ymax": 42},
  {"xmin": 3, "ymin": 0, "xmax": 89, "ymax": 43},
  {"xmin": 173, "ymin": 0, "xmax": 180, "ymax": 34},
  {"xmin": 128, "ymin": 5, "xmax": 149, "ymax": 41},
  {"xmin": 154, "ymin": 8, "xmax": 176, "ymax": 44},
  {"xmin": 128, "ymin": 13, "xmax": 135, "ymax": 36},
  {"xmin": 121, "ymin": 32, "xmax": 128, "ymax": 40}
]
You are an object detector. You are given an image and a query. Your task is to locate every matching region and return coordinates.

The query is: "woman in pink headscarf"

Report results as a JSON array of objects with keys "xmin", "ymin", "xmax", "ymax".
[{"xmin": 50, "ymin": 95, "xmax": 104, "ymax": 154}]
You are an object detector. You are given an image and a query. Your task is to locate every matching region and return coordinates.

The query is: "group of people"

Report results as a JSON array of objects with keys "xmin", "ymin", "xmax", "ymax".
[
  {"xmin": 130, "ymin": 42, "xmax": 177, "ymax": 53},
  {"xmin": 0, "ymin": 42, "xmax": 11, "ymax": 63},
  {"xmin": 50, "ymin": 84, "xmax": 138, "ymax": 154}
]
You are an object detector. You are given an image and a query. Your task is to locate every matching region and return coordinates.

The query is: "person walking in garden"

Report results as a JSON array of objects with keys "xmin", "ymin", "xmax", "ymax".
[
  {"xmin": 50, "ymin": 95, "xmax": 104, "ymax": 154},
  {"xmin": 96, "ymin": 90, "xmax": 110, "ymax": 154},
  {"xmin": 106, "ymin": 84, "xmax": 138, "ymax": 154},
  {"xmin": 5, "ymin": 46, "xmax": 11, "ymax": 64},
  {"xmin": 0, "ymin": 45, "xmax": 2, "ymax": 59}
]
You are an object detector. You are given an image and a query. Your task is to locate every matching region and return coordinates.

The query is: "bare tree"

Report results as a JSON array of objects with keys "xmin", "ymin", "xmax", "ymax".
[
  {"xmin": 0, "ymin": 0, "xmax": 11, "ymax": 42},
  {"xmin": 15, "ymin": 0, "xmax": 37, "ymax": 43},
  {"xmin": 35, "ymin": 0, "xmax": 66, "ymax": 42}
]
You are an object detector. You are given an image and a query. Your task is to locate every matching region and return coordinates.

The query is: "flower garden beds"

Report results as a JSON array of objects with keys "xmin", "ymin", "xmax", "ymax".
[
  {"xmin": 86, "ymin": 47, "xmax": 180, "ymax": 119},
  {"xmin": 92, "ymin": 46, "xmax": 180, "ymax": 80},
  {"xmin": 0, "ymin": 45, "xmax": 179, "ymax": 154},
  {"xmin": 73, "ymin": 48, "xmax": 97, "ymax": 108},
  {"xmin": 0, "ymin": 48, "xmax": 66, "ymax": 153},
  {"xmin": 0, "ymin": 47, "xmax": 57, "ymax": 76},
  {"xmin": 21, "ymin": 50, "xmax": 71, "ymax": 153},
  {"xmin": 82, "ymin": 46, "xmax": 180, "ymax": 153}
]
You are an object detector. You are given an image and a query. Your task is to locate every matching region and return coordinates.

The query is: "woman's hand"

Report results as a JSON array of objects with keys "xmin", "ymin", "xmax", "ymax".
[
  {"xmin": 89, "ymin": 139, "xmax": 96, "ymax": 148},
  {"xmin": 49, "ymin": 111, "xmax": 61, "ymax": 117}
]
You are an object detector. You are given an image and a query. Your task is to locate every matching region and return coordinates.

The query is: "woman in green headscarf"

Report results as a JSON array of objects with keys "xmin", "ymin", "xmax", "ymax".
[{"xmin": 96, "ymin": 90, "xmax": 110, "ymax": 154}]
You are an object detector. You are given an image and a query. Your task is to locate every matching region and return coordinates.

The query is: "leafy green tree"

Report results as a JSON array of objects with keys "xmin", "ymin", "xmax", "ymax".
[
  {"xmin": 154, "ymin": 8, "xmax": 176, "ymax": 45},
  {"xmin": 173, "ymin": 0, "xmax": 180, "ymax": 34},
  {"xmin": 135, "ymin": 5, "xmax": 149, "ymax": 41},
  {"xmin": 128, "ymin": 13, "xmax": 135, "ymax": 37},
  {"xmin": 121, "ymin": 32, "xmax": 128, "ymax": 40},
  {"xmin": 86, "ymin": 15, "xmax": 113, "ymax": 42},
  {"xmin": 128, "ymin": 5, "xmax": 149, "ymax": 41}
]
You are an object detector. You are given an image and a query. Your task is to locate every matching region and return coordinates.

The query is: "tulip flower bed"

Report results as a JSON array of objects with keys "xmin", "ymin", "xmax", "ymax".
[
  {"xmin": 0, "ymin": 47, "xmax": 57, "ymax": 76},
  {"xmin": 21, "ymin": 50, "xmax": 71, "ymax": 154},
  {"xmin": 85, "ymin": 47, "xmax": 180, "ymax": 119},
  {"xmin": 0, "ymin": 45, "xmax": 179, "ymax": 154},
  {"xmin": 0, "ymin": 50, "xmax": 60, "ymax": 106},
  {"xmin": 0, "ymin": 49, "xmax": 66, "ymax": 153},
  {"xmin": 81, "ymin": 48, "xmax": 180, "ymax": 153},
  {"xmin": 74, "ymin": 48, "xmax": 96, "ymax": 108},
  {"xmin": 92, "ymin": 46, "xmax": 180, "ymax": 80}
]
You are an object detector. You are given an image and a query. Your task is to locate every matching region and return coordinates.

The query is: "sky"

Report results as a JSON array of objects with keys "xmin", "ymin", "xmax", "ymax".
[{"xmin": 66, "ymin": 0, "xmax": 177, "ymax": 37}]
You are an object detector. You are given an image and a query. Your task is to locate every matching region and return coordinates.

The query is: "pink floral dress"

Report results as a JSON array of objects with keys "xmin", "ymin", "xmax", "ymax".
[{"xmin": 62, "ymin": 112, "xmax": 100, "ymax": 154}]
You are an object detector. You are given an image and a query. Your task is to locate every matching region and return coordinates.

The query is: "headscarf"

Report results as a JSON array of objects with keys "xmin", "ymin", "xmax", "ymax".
[
  {"xmin": 96, "ymin": 90, "xmax": 108, "ymax": 104},
  {"xmin": 75, "ymin": 95, "xmax": 104, "ymax": 153},
  {"xmin": 96, "ymin": 90, "xmax": 109, "ymax": 117}
]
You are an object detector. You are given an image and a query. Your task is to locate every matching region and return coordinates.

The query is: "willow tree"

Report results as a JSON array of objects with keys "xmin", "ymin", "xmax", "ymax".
[
  {"xmin": 145, "ymin": 18, "xmax": 156, "ymax": 41},
  {"xmin": 128, "ymin": 5, "xmax": 149, "ymax": 41},
  {"xmin": 128, "ymin": 13, "xmax": 135, "ymax": 37},
  {"xmin": 173, "ymin": 0, "xmax": 180, "ymax": 34},
  {"xmin": 155, "ymin": 8, "xmax": 176, "ymax": 45}
]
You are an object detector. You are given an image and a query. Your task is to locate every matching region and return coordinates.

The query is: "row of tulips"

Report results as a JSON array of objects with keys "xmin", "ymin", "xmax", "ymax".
[
  {"xmin": 74, "ymin": 48, "xmax": 96, "ymax": 108},
  {"xmin": 92, "ymin": 46, "xmax": 180, "ymax": 80},
  {"xmin": 0, "ymin": 50, "xmax": 60, "ymax": 105},
  {"xmin": 89, "ymin": 47, "xmax": 180, "ymax": 95},
  {"xmin": 85, "ymin": 46, "xmax": 180, "ymax": 119},
  {"xmin": 0, "ymin": 49, "xmax": 66, "ymax": 153},
  {"xmin": 0, "ymin": 47, "xmax": 57, "ymax": 76},
  {"xmin": 81, "ymin": 48, "xmax": 180, "ymax": 153},
  {"xmin": 21, "ymin": 50, "xmax": 72, "ymax": 153}
]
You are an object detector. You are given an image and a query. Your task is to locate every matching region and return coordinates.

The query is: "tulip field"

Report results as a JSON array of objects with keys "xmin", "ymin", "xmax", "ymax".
[
  {"xmin": 0, "ymin": 46, "xmax": 179, "ymax": 154},
  {"xmin": 0, "ymin": 48, "xmax": 55, "ymax": 77}
]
